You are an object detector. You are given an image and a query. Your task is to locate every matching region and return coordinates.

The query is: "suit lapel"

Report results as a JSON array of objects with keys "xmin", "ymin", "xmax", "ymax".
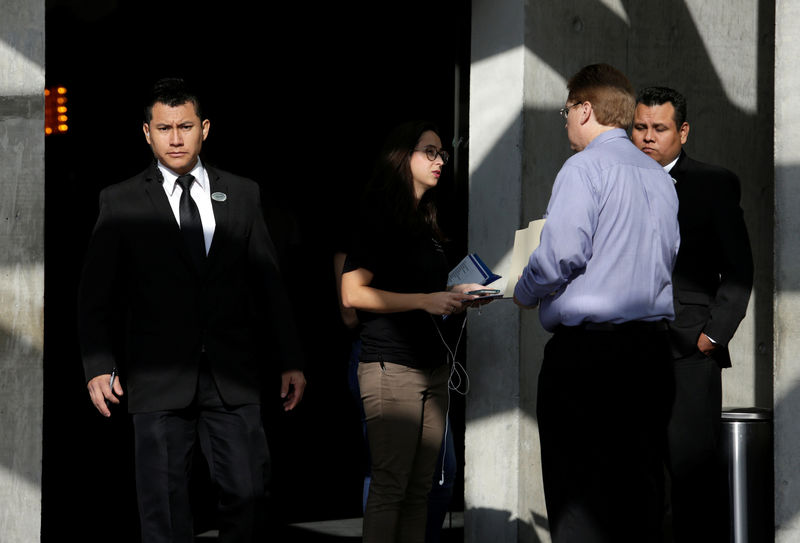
[
  {"xmin": 142, "ymin": 163, "xmax": 198, "ymax": 273},
  {"xmin": 206, "ymin": 165, "xmax": 229, "ymax": 265},
  {"xmin": 670, "ymin": 150, "xmax": 688, "ymax": 185}
]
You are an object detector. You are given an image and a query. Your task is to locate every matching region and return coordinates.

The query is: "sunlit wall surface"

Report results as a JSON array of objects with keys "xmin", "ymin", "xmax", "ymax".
[
  {"xmin": 0, "ymin": 2, "xmax": 45, "ymax": 542},
  {"xmin": 775, "ymin": 1, "xmax": 800, "ymax": 540}
]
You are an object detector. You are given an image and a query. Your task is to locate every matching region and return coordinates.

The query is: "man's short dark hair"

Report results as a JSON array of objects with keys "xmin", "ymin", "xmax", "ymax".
[
  {"xmin": 636, "ymin": 87, "xmax": 687, "ymax": 127},
  {"xmin": 144, "ymin": 78, "xmax": 203, "ymax": 123},
  {"xmin": 567, "ymin": 63, "xmax": 635, "ymax": 128}
]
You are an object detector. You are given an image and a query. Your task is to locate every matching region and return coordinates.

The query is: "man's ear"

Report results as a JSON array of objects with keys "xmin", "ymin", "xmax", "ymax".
[
  {"xmin": 143, "ymin": 122, "xmax": 151, "ymax": 145},
  {"xmin": 679, "ymin": 122, "xmax": 690, "ymax": 145},
  {"xmin": 580, "ymin": 102, "xmax": 593, "ymax": 125}
]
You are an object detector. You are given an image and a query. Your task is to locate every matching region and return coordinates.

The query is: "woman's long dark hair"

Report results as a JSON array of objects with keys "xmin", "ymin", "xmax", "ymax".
[{"xmin": 365, "ymin": 120, "xmax": 444, "ymax": 239}]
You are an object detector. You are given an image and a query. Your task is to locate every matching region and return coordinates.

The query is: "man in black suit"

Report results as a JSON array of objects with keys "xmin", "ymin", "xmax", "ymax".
[
  {"xmin": 632, "ymin": 86, "xmax": 753, "ymax": 542},
  {"xmin": 78, "ymin": 78, "xmax": 306, "ymax": 543}
]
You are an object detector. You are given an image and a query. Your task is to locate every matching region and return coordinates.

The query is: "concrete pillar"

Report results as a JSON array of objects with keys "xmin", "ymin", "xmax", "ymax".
[
  {"xmin": 0, "ymin": 1, "xmax": 45, "ymax": 541},
  {"xmin": 465, "ymin": 0, "xmax": 553, "ymax": 541},
  {"xmin": 774, "ymin": 1, "xmax": 800, "ymax": 540}
]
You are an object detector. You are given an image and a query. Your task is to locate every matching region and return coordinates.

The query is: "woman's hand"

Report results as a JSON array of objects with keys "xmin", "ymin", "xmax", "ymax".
[
  {"xmin": 422, "ymin": 291, "xmax": 477, "ymax": 316},
  {"xmin": 450, "ymin": 283, "xmax": 497, "ymax": 307},
  {"xmin": 343, "ymin": 268, "xmax": 486, "ymax": 315},
  {"xmin": 448, "ymin": 283, "xmax": 486, "ymax": 294}
]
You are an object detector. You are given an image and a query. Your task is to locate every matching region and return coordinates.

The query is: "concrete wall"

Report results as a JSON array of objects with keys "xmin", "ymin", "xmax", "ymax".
[
  {"xmin": 774, "ymin": 2, "xmax": 800, "ymax": 540},
  {"xmin": 467, "ymin": 1, "xmax": 775, "ymax": 541},
  {"xmin": 0, "ymin": 1, "xmax": 45, "ymax": 541},
  {"xmin": 466, "ymin": 0, "xmax": 547, "ymax": 540}
]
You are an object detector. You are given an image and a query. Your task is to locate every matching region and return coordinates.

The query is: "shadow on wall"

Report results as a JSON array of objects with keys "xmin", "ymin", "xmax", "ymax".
[
  {"xmin": 773, "ymin": 162, "xmax": 800, "ymax": 532},
  {"xmin": 0, "ymin": 325, "xmax": 42, "ymax": 487},
  {"xmin": 465, "ymin": 507, "xmax": 548, "ymax": 543},
  {"xmin": 774, "ymin": 372, "xmax": 800, "ymax": 532}
]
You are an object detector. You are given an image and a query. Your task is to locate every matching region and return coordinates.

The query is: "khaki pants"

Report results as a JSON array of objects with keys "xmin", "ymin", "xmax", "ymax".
[{"xmin": 358, "ymin": 361, "xmax": 449, "ymax": 543}]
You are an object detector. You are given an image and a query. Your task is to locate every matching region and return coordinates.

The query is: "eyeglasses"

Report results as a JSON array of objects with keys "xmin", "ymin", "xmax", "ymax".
[
  {"xmin": 559, "ymin": 102, "xmax": 583, "ymax": 120},
  {"xmin": 414, "ymin": 146, "xmax": 450, "ymax": 165}
]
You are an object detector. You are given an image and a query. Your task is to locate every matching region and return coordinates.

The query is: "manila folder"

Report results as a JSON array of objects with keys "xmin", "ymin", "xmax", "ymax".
[{"xmin": 503, "ymin": 218, "xmax": 546, "ymax": 298}]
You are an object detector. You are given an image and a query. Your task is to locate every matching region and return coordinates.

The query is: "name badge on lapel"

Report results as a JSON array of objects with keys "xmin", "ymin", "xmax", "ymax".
[{"xmin": 211, "ymin": 192, "xmax": 227, "ymax": 202}]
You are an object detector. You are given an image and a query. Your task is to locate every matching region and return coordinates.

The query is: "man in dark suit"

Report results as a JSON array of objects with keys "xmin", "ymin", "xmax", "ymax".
[
  {"xmin": 78, "ymin": 78, "xmax": 306, "ymax": 543},
  {"xmin": 632, "ymin": 86, "xmax": 753, "ymax": 542}
]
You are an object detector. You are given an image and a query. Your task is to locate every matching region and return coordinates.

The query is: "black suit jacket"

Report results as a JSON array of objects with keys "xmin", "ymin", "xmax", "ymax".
[
  {"xmin": 78, "ymin": 162, "xmax": 302, "ymax": 412},
  {"xmin": 669, "ymin": 151, "xmax": 753, "ymax": 368}
]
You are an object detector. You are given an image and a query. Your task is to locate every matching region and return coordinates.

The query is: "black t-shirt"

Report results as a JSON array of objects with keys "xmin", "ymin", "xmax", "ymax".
[{"xmin": 343, "ymin": 200, "xmax": 451, "ymax": 369}]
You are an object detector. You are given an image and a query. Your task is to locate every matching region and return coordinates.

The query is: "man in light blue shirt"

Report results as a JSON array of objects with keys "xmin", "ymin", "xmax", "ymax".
[{"xmin": 514, "ymin": 64, "xmax": 679, "ymax": 543}]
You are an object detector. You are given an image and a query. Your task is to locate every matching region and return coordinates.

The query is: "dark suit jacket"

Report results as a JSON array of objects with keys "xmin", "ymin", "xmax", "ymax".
[
  {"xmin": 78, "ymin": 162, "xmax": 302, "ymax": 413},
  {"xmin": 669, "ymin": 151, "xmax": 753, "ymax": 368}
]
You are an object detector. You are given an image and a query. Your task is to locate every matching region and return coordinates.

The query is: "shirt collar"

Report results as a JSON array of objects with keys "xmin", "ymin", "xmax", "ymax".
[
  {"xmin": 159, "ymin": 159, "xmax": 207, "ymax": 196},
  {"xmin": 585, "ymin": 127, "xmax": 627, "ymax": 150},
  {"xmin": 662, "ymin": 154, "xmax": 680, "ymax": 173}
]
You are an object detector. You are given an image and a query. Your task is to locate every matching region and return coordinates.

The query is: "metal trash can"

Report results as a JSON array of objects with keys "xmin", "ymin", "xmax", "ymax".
[{"xmin": 721, "ymin": 407, "xmax": 773, "ymax": 543}]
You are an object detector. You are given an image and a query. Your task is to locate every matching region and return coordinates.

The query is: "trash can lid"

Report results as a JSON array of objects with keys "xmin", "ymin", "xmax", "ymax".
[{"xmin": 721, "ymin": 407, "xmax": 773, "ymax": 421}]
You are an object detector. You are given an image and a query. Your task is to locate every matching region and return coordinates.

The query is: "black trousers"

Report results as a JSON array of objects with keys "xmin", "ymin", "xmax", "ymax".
[
  {"xmin": 537, "ymin": 324, "xmax": 674, "ymax": 543},
  {"xmin": 666, "ymin": 351, "xmax": 729, "ymax": 543},
  {"xmin": 132, "ymin": 366, "xmax": 270, "ymax": 543}
]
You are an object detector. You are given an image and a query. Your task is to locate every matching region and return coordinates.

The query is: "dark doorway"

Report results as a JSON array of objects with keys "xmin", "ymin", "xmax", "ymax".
[{"xmin": 43, "ymin": 1, "xmax": 471, "ymax": 540}]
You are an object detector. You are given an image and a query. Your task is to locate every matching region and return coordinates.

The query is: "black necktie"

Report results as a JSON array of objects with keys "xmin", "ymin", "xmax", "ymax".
[{"xmin": 175, "ymin": 174, "xmax": 206, "ymax": 269}]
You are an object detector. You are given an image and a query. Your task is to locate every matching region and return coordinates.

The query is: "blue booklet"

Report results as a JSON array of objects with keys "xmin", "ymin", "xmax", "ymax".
[{"xmin": 447, "ymin": 253, "xmax": 501, "ymax": 287}]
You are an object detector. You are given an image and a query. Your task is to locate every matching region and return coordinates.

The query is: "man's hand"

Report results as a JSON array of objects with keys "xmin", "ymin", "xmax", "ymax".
[
  {"xmin": 697, "ymin": 333, "xmax": 717, "ymax": 355},
  {"xmin": 512, "ymin": 272, "xmax": 539, "ymax": 309},
  {"xmin": 280, "ymin": 369, "xmax": 307, "ymax": 411},
  {"xmin": 87, "ymin": 373, "xmax": 123, "ymax": 418},
  {"xmin": 513, "ymin": 295, "xmax": 539, "ymax": 309}
]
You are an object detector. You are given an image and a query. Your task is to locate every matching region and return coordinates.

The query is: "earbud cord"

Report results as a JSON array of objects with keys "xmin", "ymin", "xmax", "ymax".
[{"xmin": 430, "ymin": 312, "xmax": 470, "ymax": 485}]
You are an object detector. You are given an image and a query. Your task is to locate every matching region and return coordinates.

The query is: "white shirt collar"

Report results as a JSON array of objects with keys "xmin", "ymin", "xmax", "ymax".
[
  {"xmin": 159, "ymin": 159, "xmax": 207, "ymax": 196},
  {"xmin": 662, "ymin": 155, "xmax": 680, "ymax": 173}
]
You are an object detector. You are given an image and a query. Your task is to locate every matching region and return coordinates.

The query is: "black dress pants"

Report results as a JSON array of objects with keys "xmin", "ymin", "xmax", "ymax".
[
  {"xmin": 666, "ymin": 351, "xmax": 729, "ymax": 543},
  {"xmin": 537, "ymin": 324, "xmax": 674, "ymax": 543},
  {"xmin": 132, "ymin": 366, "xmax": 270, "ymax": 543}
]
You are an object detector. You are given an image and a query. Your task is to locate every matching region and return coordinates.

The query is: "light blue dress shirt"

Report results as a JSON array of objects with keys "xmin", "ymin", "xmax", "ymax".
[{"xmin": 514, "ymin": 128, "xmax": 680, "ymax": 332}]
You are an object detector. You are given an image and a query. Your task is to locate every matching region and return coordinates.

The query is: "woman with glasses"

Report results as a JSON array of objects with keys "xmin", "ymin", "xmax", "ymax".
[{"xmin": 341, "ymin": 120, "xmax": 483, "ymax": 542}]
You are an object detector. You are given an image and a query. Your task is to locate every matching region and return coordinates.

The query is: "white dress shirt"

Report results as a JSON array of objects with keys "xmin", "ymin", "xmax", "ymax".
[{"xmin": 158, "ymin": 159, "xmax": 216, "ymax": 255}]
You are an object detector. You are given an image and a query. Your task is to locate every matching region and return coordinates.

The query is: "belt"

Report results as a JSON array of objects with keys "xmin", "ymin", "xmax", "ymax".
[{"xmin": 560, "ymin": 320, "xmax": 669, "ymax": 333}]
